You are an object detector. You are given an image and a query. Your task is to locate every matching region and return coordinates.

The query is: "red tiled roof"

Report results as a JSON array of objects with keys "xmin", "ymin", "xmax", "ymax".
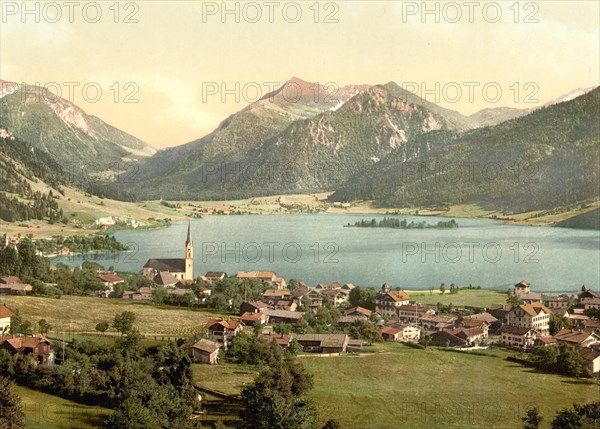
[
  {"xmin": 0, "ymin": 276, "xmax": 21, "ymax": 284},
  {"xmin": 0, "ymin": 305, "xmax": 15, "ymax": 319},
  {"xmin": 97, "ymin": 272, "xmax": 123, "ymax": 283},
  {"xmin": 192, "ymin": 338, "xmax": 221, "ymax": 353}
]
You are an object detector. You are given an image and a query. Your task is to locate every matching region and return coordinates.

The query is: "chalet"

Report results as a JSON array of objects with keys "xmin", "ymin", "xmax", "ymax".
[
  {"xmin": 397, "ymin": 304, "xmax": 435, "ymax": 324},
  {"xmin": 381, "ymin": 324, "xmax": 420, "ymax": 342},
  {"xmin": 578, "ymin": 286, "xmax": 599, "ymax": 307},
  {"xmin": 206, "ymin": 319, "xmax": 244, "ymax": 345},
  {"xmin": 0, "ymin": 335, "xmax": 54, "ymax": 365},
  {"xmin": 294, "ymin": 334, "xmax": 349, "ymax": 353},
  {"xmin": 499, "ymin": 326, "xmax": 537, "ymax": 350},
  {"xmin": 579, "ymin": 348, "xmax": 600, "ymax": 374},
  {"xmin": 275, "ymin": 300, "xmax": 298, "ymax": 312},
  {"xmin": 261, "ymin": 333, "xmax": 292, "ymax": 348},
  {"xmin": 153, "ymin": 271, "xmax": 179, "ymax": 287},
  {"xmin": 342, "ymin": 283, "xmax": 356, "ymax": 291},
  {"xmin": 337, "ymin": 315, "xmax": 368, "ymax": 328},
  {"xmin": 240, "ymin": 301, "xmax": 270, "ymax": 314},
  {"xmin": 240, "ymin": 312, "xmax": 267, "ymax": 326},
  {"xmin": 141, "ymin": 223, "xmax": 194, "ymax": 281},
  {"xmin": 0, "ymin": 305, "xmax": 15, "ymax": 334},
  {"xmin": 554, "ymin": 329, "xmax": 600, "ymax": 348},
  {"xmin": 97, "ymin": 272, "xmax": 124, "ymax": 288},
  {"xmin": 263, "ymin": 309, "xmax": 305, "ymax": 324},
  {"xmin": 375, "ymin": 284, "xmax": 410, "ymax": 318},
  {"xmin": 506, "ymin": 303, "xmax": 552, "ymax": 336},
  {"xmin": 431, "ymin": 330, "xmax": 468, "ymax": 348},
  {"xmin": 419, "ymin": 314, "xmax": 456, "ymax": 332},
  {"xmin": 204, "ymin": 271, "xmax": 227, "ymax": 281},
  {"xmin": 262, "ymin": 289, "xmax": 292, "ymax": 305},
  {"xmin": 190, "ymin": 339, "xmax": 221, "ymax": 364},
  {"xmin": 320, "ymin": 289, "xmax": 348, "ymax": 307},
  {"xmin": 344, "ymin": 307, "xmax": 372, "ymax": 318}
]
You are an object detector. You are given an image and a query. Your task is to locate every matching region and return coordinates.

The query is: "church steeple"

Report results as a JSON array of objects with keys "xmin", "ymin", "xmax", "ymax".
[{"xmin": 185, "ymin": 222, "xmax": 193, "ymax": 281}]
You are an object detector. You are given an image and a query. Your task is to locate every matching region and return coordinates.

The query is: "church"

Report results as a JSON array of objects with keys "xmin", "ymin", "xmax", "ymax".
[{"xmin": 141, "ymin": 222, "xmax": 194, "ymax": 282}]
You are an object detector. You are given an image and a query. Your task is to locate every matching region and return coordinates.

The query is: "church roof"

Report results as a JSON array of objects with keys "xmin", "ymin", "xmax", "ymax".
[
  {"xmin": 143, "ymin": 258, "xmax": 186, "ymax": 273},
  {"xmin": 153, "ymin": 271, "xmax": 179, "ymax": 286}
]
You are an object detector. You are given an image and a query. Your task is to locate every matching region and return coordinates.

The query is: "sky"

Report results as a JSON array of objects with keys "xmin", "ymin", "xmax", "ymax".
[{"xmin": 1, "ymin": 1, "xmax": 599, "ymax": 148}]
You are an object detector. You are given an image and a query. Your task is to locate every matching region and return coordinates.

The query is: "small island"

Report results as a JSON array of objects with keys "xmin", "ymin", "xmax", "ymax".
[{"xmin": 346, "ymin": 217, "xmax": 459, "ymax": 229}]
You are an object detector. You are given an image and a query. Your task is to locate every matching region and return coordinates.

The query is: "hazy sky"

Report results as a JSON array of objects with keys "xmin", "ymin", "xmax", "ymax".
[{"xmin": 1, "ymin": 1, "xmax": 598, "ymax": 147}]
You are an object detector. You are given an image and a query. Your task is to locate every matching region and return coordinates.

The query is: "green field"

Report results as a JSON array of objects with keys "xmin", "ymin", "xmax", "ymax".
[
  {"xmin": 16, "ymin": 386, "xmax": 111, "ymax": 429},
  {"xmin": 0, "ymin": 295, "xmax": 226, "ymax": 337},
  {"xmin": 407, "ymin": 289, "xmax": 508, "ymax": 308},
  {"xmin": 192, "ymin": 363, "xmax": 259, "ymax": 397},
  {"xmin": 302, "ymin": 343, "xmax": 599, "ymax": 429}
]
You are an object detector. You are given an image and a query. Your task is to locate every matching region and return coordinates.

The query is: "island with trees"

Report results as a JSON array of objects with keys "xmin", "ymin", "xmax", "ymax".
[{"xmin": 346, "ymin": 217, "xmax": 459, "ymax": 229}]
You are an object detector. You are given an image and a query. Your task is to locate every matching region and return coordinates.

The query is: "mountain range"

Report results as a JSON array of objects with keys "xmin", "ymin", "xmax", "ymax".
[{"xmin": 1, "ymin": 77, "xmax": 598, "ymax": 221}]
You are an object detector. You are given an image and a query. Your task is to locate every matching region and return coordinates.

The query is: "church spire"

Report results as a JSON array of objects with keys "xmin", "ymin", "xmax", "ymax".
[{"xmin": 186, "ymin": 221, "xmax": 192, "ymax": 245}]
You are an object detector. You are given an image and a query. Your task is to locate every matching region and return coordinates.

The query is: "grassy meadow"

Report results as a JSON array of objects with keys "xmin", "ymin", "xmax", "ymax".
[
  {"xmin": 407, "ymin": 288, "xmax": 508, "ymax": 308},
  {"xmin": 0, "ymin": 295, "xmax": 226, "ymax": 337},
  {"xmin": 15, "ymin": 386, "xmax": 111, "ymax": 429}
]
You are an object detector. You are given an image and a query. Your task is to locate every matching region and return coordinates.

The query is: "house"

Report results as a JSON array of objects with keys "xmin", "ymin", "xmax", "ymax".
[
  {"xmin": 431, "ymin": 330, "xmax": 468, "ymax": 348},
  {"xmin": 305, "ymin": 289, "xmax": 323, "ymax": 311},
  {"xmin": 275, "ymin": 300, "xmax": 297, "ymax": 312},
  {"xmin": 272, "ymin": 277, "xmax": 287, "ymax": 290},
  {"xmin": 0, "ymin": 335, "xmax": 54, "ymax": 365},
  {"xmin": 262, "ymin": 309, "xmax": 305, "ymax": 324},
  {"xmin": 261, "ymin": 333, "xmax": 292, "ymax": 348},
  {"xmin": 535, "ymin": 336, "xmax": 558, "ymax": 347},
  {"xmin": 381, "ymin": 324, "xmax": 420, "ymax": 342},
  {"xmin": 419, "ymin": 314, "xmax": 456, "ymax": 332},
  {"xmin": 0, "ymin": 283, "xmax": 32, "ymax": 295},
  {"xmin": 153, "ymin": 271, "xmax": 179, "ymax": 287},
  {"xmin": 487, "ymin": 304, "xmax": 512, "ymax": 324},
  {"xmin": 553, "ymin": 329, "xmax": 600, "ymax": 348},
  {"xmin": 546, "ymin": 296, "xmax": 569, "ymax": 310},
  {"xmin": 444, "ymin": 327, "xmax": 486, "ymax": 346},
  {"xmin": 237, "ymin": 271, "xmax": 276, "ymax": 282},
  {"xmin": 240, "ymin": 301, "xmax": 270, "ymax": 315},
  {"xmin": 513, "ymin": 281, "xmax": 542, "ymax": 304},
  {"xmin": 97, "ymin": 272, "xmax": 124, "ymax": 288},
  {"xmin": 459, "ymin": 318, "xmax": 490, "ymax": 338},
  {"xmin": 262, "ymin": 289, "xmax": 292, "ymax": 305},
  {"xmin": 141, "ymin": 223, "xmax": 194, "ymax": 281},
  {"xmin": 123, "ymin": 286, "xmax": 153, "ymax": 301},
  {"xmin": 506, "ymin": 303, "xmax": 552, "ymax": 336},
  {"xmin": 0, "ymin": 276, "xmax": 21, "ymax": 284},
  {"xmin": 344, "ymin": 307, "xmax": 372, "ymax": 318},
  {"xmin": 204, "ymin": 271, "xmax": 227, "ymax": 281},
  {"xmin": 294, "ymin": 334, "xmax": 349, "ymax": 353},
  {"xmin": 342, "ymin": 283, "xmax": 356, "ymax": 291},
  {"xmin": 166, "ymin": 287, "xmax": 195, "ymax": 299},
  {"xmin": 57, "ymin": 246, "xmax": 71, "ymax": 256},
  {"xmin": 190, "ymin": 338, "xmax": 221, "ymax": 364},
  {"xmin": 375, "ymin": 284, "xmax": 410, "ymax": 317},
  {"xmin": 320, "ymin": 289, "xmax": 348, "ymax": 307},
  {"xmin": 499, "ymin": 326, "xmax": 537, "ymax": 350},
  {"xmin": 466, "ymin": 312, "xmax": 498, "ymax": 325},
  {"xmin": 578, "ymin": 286, "xmax": 599, "ymax": 307},
  {"xmin": 396, "ymin": 304, "xmax": 435, "ymax": 324},
  {"xmin": 291, "ymin": 285, "xmax": 311, "ymax": 303},
  {"xmin": 579, "ymin": 348, "xmax": 600, "ymax": 374},
  {"xmin": 582, "ymin": 298, "xmax": 600, "ymax": 311},
  {"xmin": 0, "ymin": 305, "xmax": 15, "ymax": 334},
  {"xmin": 337, "ymin": 315, "xmax": 368, "ymax": 328},
  {"xmin": 240, "ymin": 312, "xmax": 266, "ymax": 326},
  {"xmin": 206, "ymin": 319, "xmax": 244, "ymax": 345}
]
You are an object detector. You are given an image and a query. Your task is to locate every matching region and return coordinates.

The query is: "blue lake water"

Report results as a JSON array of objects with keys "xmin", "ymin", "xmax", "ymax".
[{"xmin": 50, "ymin": 214, "xmax": 600, "ymax": 292}]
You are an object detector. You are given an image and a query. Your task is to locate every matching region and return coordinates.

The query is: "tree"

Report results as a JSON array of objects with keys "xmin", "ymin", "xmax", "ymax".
[
  {"xmin": 522, "ymin": 407, "xmax": 542, "ymax": 429},
  {"xmin": 551, "ymin": 408, "xmax": 581, "ymax": 429},
  {"xmin": 348, "ymin": 286, "xmax": 376, "ymax": 311},
  {"xmin": 96, "ymin": 321, "xmax": 109, "ymax": 335},
  {"xmin": 112, "ymin": 311, "xmax": 136, "ymax": 336},
  {"xmin": 0, "ymin": 376, "xmax": 25, "ymax": 429},
  {"xmin": 38, "ymin": 319, "xmax": 51, "ymax": 335},
  {"xmin": 556, "ymin": 344, "xmax": 584, "ymax": 377},
  {"xmin": 419, "ymin": 332, "xmax": 432, "ymax": 348},
  {"xmin": 549, "ymin": 314, "xmax": 570, "ymax": 335},
  {"xmin": 428, "ymin": 285, "xmax": 434, "ymax": 296},
  {"xmin": 439, "ymin": 283, "xmax": 446, "ymax": 295},
  {"xmin": 506, "ymin": 293, "xmax": 521, "ymax": 305},
  {"xmin": 322, "ymin": 420, "xmax": 342, "ymax": 429}
]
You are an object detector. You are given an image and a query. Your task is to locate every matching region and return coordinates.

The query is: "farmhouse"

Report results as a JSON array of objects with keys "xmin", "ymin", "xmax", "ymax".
[
  {"xmin": 419, "ymin": 314, "xmax": 456, "ymax": 332},
  {"xmin": 190, "ymin": 338, "xmax": 221, "ymax": 364},
  {"xmin": 141, "ymin": 223, "xmax": 194, "ymax": 281},
  {"xmin": 240, "ymin": 312, "xmax": 266, "ymax": 325},
  {"xmin": 579, "ymin": 348, "xmax": 600, "ymax": 374},
  {"xmin": 97, "ymin": 272, "xmax": 124, "ymax": 288},
  {"xmin": 431, "ymin": 330, "xmax": 468, "ymax": 347},
  {"xmin": 397, "ymin": 304, "xmax": 435, "ymax": 324},
  {"xmin": 578, "ymin": 286, "xmax": 599, "ymax": 307},
  {"xmin": 0, "ymin": 305, "xmax": 15, "ymax": 334},
  {"xmin": 376, "ymin": 284, "xmax": 410, "ymax": 317},
  {"xmin": 553, "ymin": 329, "xmax": 600, "ymax": 348},
  {"xmin": 545, "ymin": 296, "xmax": 569, "ymax": 310},
  {"xmin": 275, "ymin": 300, "xmax": 298, "ymax": 312},
  {"xmin": 204, "ymin": 271, "xmax": 227, "ymax": 281},
  {"xmin": 337, "ymin": 315, "xmax": 368, "ymax": 328},
  {"xmin": 381, "ymin": 324, "xmax": 420, "ymax": 342},
  {"xmin": 344, "ymin": 307, "xmax": 372, "ymax": 318},
  {"xmin": 262, "ymin": 289, "xmax": 292, "ymax": 305},
  {"xmin": 0, "ymin": 335, "xmax": 54, "ymax": 365},
  {"xmin": 261, "ymin": 333, "xmax": 292, "ymax": 348},
  {"xmin": 294, "ymin": 334, "xmax": 349, "ymax": 353},
  {"xmin": 240, "ymin": 301, "xmax": 270, "ymax": 314},
  {"xmin": 263, "ymin": 309, "xmax": 305, "ymax": 324},
  {"xmin": 206, "ymin": 319, "xmax": 244, "ymax": 345},
  {"xmin": 320, "ymin": 289, "xmax": 349, "ymax": 307}
]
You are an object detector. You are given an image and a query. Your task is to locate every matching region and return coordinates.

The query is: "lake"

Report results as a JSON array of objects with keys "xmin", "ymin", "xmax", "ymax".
[{"xmin": 50, "ymin": 214, "xmax": 600, "ymax": 292}]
